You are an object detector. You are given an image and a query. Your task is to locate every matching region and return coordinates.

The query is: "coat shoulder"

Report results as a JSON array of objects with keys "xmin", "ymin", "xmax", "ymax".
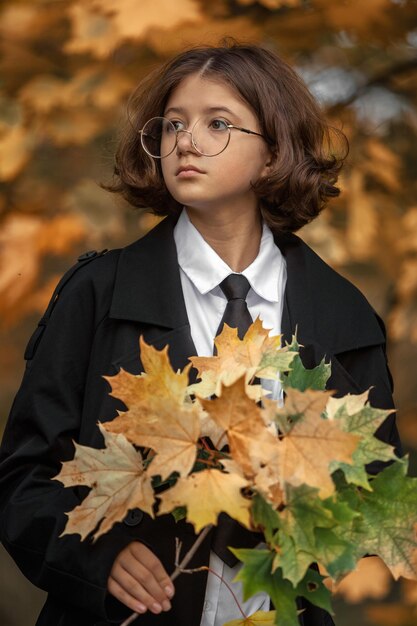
[
  {"xmin": 22, "ymin": 249, "xmax": 124, "ymax": 361},
  {"xmin": 62, "ymin": 248, "xmax": 122, "ymax": 290}
]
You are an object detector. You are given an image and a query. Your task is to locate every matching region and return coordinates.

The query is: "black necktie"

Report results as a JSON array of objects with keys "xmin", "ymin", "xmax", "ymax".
[
  {"xmin": 211, "ymin": 274, "xmax": 262, "ymax": 566},
  {"xmin": 215, "ymin": 274, "xmax": 253, "ymax": 341}
]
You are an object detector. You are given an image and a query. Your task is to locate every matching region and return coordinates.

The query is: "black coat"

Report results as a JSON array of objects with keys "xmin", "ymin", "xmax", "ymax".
[{"xmin": 0, "ymin": 216, "xmax": 401, "ymax": 626}]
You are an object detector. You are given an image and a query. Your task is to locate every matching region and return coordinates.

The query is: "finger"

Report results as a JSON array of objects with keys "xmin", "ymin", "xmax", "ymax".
[
  {"xmin": 119, "ymin": 557, "xmax": 172, "ymax": 611},
  {"xmin": 109, "ymin": 566, "xmax": 167, "ymax": 614},
  {"xmin": 107, "ymin": 575, "xmax": 148, "ymax": 615},
  {"xmin": 130, "ymin": 543, "xmax": 175, "ymax": 598}
]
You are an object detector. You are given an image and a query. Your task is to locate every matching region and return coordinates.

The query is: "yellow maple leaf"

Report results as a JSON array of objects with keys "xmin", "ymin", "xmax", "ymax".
[
  {"xmin": 223, "ymin": 610, "xmax": 277, "ymax": 626},
  {"xmin": 104, "ymin": 338, "xmax": 202, "ymax": 479},
  {"xmin": 104, "ymin": 337, "xmax": 191, "ymax": 408},
  {"xmin": 201, "ymin": 376, "xmax": 281, "ymax": 478},
  {"xmin": 189, "ymin": 319, "xmax": 284, "ymax": 399},
  {"xmin": 277, "ymin": 391, "xmax": 361, "ymax": 497},
  {"xmin": 326, "ymin": 389, "xmax": 369, "ymax": 420},
  {"xmin": 158, "ymin": 469, "xmax": 251, "ymax": 533},
  {"xmin": 54, "ymin": 424, "xmax": 154, "ymax": 541}
]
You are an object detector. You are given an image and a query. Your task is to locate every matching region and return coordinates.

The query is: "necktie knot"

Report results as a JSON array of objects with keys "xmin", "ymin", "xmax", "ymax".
[
  {"xmin": 215, "ymin": 274, "xmax": 252, "ymax": 342},
  {"xmin": 219, "ymin": 274, "xmax": 251, "ymax": 302}
]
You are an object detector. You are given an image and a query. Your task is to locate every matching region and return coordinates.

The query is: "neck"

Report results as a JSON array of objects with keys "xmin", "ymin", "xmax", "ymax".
[{"xmin": 185, "ymin": 204, "xmax": 262, "ymax": 272}]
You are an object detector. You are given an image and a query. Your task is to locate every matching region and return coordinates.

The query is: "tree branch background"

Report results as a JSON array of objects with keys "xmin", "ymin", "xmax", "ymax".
[{"xmin": 0, "ymin": 1, "xmax": 416, "ymax": 625}]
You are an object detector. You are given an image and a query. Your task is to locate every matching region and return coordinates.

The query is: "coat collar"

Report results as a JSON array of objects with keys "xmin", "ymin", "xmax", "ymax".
[
  {"xmin": 109, "ymin": 216, "xmax": 188, "ymax": 329},
  {"xmin": 109, "ymin": 216, "xmax": 385, "ymax": 356}
]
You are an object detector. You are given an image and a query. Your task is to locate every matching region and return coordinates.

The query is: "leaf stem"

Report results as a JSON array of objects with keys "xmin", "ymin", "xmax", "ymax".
[
  {"xmin": 198, "ymin": 438, "xmax": 222, "ymax": 465},
  {"xmin": 182, "ymin": 565, "xmax": 248, "ymax": 621},
  {"xmin": 200, "ymin": 437, "xmax": 213, "ymax": 452},
  {"xmin": 214, "ymin": 431, "xmax": 227, "ymax": 450},
  {"xmin": 198, "ymin": 456, "xmax": 223, "ymax": 469}
]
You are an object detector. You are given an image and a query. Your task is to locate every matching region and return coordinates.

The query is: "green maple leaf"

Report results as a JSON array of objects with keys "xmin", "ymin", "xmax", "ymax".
[
  {"xmin": 274, "ymin": 484, "xmax": 358, "ymax": 584},
  {"xmin": 314, "ymin": 527, "xmax": 357, "ymax": 578},
  {"xmin": 329, "ymin": 397, "xmax": 397, "ymax": 489},
  {"xmin": 353, "ymin": 461, "xmax": 417, "ymax": 580},
  {"xmin": 251, "ymin": 492, "xmax": 281, "ymax": 544},
  {"xmin": 273, "ymin": 533, "xmax": 313, "ymax": 589},
  {"xmin": 282, "ymin": 339, "xmax": 331, "ymax": 392},
  {"xmin": 231, "ymin": 548, "xmax": 332, "ymax": 626},
  {"xmin": 257, "ymin": 348, "xmax": 297, "ymax": 378}
]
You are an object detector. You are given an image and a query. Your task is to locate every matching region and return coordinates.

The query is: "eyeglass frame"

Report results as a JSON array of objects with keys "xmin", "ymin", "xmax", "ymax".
[{"xmin": 138, "ymin": 116, "xmax": 271, "ymax": 158}]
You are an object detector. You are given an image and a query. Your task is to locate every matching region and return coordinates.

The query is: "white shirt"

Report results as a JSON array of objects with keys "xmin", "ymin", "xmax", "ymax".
[{"xmin": 173, "ymin": 208, "xmax": 287, "ymax": 626}]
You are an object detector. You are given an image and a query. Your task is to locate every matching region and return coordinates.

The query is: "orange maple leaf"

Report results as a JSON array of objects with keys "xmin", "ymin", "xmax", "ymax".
[
  {"xmin": 201, "ymin": 376, "xmax": 280, "ymax": 478},
  {"xmin": 158, "ymin": 469, "xmax": 251, "ymax": 532},
  {"xmin": 54, "ymin": 424, "xmax": 154, "ymax": 541},
  {"xmin": 105, "ymin": 396, "xmax": 202, "ymax": 479},
  {"xmin": 276, "ymin": 389, "xmax": 361, "ymax": 497},
  {"xmin": 263, "ymin": 387, "xmax": 333, "ymax": 434}
]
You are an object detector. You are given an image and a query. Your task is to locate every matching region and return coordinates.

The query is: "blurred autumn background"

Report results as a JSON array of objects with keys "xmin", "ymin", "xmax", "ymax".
[{"xmin": 1, "ymin": 0, "xmax": 417, "ymax": 624}]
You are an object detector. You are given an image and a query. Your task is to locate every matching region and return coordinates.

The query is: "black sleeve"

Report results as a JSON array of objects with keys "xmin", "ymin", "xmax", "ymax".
[{"xmin": 0, "ymin": 265, "xmax": 134, "ymax": 622}]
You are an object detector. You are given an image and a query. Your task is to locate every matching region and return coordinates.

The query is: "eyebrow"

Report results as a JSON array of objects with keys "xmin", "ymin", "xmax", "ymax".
[{"xmin": 164, "ymin": 106, "xmax": 239, "ymax": 118}]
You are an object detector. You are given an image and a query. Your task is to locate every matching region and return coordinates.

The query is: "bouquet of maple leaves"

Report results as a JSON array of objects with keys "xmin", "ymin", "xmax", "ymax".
[{"xmin": 54, "ymin": 321, "xmax": 417, "ymax": 626}]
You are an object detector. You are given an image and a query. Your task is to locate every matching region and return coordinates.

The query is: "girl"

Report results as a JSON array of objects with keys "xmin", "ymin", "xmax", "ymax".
[{"xmin": 0, "ymin": 42, "xmax": 401, "ymax": 626}]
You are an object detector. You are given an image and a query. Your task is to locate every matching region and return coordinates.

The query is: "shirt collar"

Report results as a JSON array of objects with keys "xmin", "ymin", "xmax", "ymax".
[{"xmin": 173, "ymin": 208, "xmax": 284, "ymax": 302}]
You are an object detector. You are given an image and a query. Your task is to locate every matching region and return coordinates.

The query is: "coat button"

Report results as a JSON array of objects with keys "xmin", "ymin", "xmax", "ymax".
[
  {"xmin": 124, "ymin": 508, "xmax": 144, "ymax": 526},
  {"xmin": 78, "ymin": 250, "xmax": 98, "ymax": 262}
]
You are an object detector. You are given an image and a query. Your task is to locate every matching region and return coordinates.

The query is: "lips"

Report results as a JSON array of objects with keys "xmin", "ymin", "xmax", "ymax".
[{"xmin": 176, "ymin": 165, "xmax": 205, "ymax": 175}]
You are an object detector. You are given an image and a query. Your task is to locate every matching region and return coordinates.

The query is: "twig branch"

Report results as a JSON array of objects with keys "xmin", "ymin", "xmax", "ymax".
[
  {"xmin": 120, "ymin": 525, "xmax": 213, "ymax": 626},
  {"xmin": 171, "ymin": 523, "xmax": 212, "ymax": 581}
]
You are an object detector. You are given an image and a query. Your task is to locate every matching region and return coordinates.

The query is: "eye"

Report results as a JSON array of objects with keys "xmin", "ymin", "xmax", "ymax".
[
  {"xmin": 167, "ymin": 119, "xmax": 185, "ymax": 132},
  {"xmin": 209, "ymin": 118, "xmax": 229, "ymax": 131}
]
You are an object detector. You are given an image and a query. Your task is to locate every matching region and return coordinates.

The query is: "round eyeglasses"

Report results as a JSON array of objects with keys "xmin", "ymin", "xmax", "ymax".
[{"xmin": 138, "ymin": 116, "xmax": 268, "ymax": 158}]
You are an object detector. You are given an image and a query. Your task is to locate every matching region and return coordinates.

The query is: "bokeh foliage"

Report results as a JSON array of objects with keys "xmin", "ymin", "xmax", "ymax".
[{"xmin": 1, "ymin": 1, "xmax": 417, "ymax": 624}]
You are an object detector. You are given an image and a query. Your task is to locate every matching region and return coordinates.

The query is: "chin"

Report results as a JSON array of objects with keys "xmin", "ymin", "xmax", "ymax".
[{"xmin": 168, "ymin": 191, "xmax": 212, "ymax": 210}]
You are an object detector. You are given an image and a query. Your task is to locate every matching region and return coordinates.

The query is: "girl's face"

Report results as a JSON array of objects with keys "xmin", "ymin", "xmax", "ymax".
[{"xmin": 160, "ymin": 73, "xmax": 272, "ymax": 217}]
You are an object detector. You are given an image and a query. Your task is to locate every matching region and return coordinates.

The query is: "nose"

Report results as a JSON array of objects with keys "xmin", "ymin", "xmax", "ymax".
[{"xmin": 175, "ymin": 129, "xmax": 197, "ymax": 155}]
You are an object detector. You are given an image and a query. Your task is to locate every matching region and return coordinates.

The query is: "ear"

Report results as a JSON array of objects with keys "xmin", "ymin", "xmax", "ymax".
[{"xmin": 260, "ymin": 149, "xmax": 276, "ymax": 178}]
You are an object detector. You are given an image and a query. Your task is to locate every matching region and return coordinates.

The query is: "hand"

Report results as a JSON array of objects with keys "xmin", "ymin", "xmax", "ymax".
[{"xmin": 108, "ymin": 541, "xmax": 175, "ymax": 615}]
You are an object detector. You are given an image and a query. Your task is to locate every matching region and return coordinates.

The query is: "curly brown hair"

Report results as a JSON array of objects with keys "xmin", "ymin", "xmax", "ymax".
[{"xmin": 106, "ymin": 41, "xmax": 348, "ymax": 233}]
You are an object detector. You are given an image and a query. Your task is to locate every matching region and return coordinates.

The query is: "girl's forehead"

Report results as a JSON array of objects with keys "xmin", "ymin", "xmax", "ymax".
[{"xmin": 164, "ymin": 73, "xmax": 252, "ymax": 118}]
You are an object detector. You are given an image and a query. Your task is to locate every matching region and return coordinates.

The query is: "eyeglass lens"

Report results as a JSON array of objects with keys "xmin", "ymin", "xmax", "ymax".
[{"xmin": 140, "ymin": 117, "xmax": 230, "ymax": 158}]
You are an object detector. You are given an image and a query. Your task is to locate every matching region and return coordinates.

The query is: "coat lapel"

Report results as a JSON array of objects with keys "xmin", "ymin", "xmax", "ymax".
[
  {"xmin": 108, "ymin": 215, "xmax": 197, "ymax": 374},
  {"xmin": 109, "ymin": 215, "xmax": 187, "ymax": 328},
  {"xmin": 275, "ymin": 231, "xmax": 385, "ymax": 355},
  {"xmin": 274, "ymin": 232, "xmax": 314, "ymax": 347}
]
